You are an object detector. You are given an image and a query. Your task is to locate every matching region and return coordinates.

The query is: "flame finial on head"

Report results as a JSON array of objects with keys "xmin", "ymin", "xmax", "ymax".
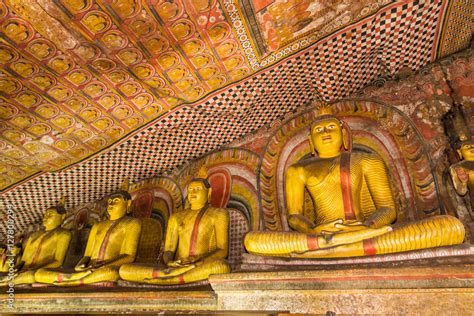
[
  {"xmin": 120, "ymin": 178, "xmax": 130, "ymax": 192},
  {"xmin": 459, "ymin": 133, "xmax": 468, "ymax": 142},
  {"xmin": 314, "ymin": 101, "xmax": 333, "ymax": 117},
  {"xmin": 313, "ymin": 87, "xmax": 333, "ymax": 117},
  {"xmin": 52, "ymin": 195, "xmax": 67, "ymax": 214},
  {"xmin": 58, "ymin": 196, "xmax": 67, "ymax": 207},
  {"xmin": 192, "ymin": 165, "xmax": 211, "ymax": 188},
  {"xmin": 109, "ymin": 178, "xmax": 132, "ymax": 202},
  {"xmin": 456, "ymin": 132, "xmax": 474, "ymax": 149},
  {"xmin": 196, "ymin": 165, "xmax": 208, "ymax": 179}
]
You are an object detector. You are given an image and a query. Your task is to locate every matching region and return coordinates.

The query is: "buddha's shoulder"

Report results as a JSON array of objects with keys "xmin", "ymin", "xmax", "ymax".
[
  {"xmin": 170, "ymin": 209, "xmax": 187, "ymax": 218},
  {"xmin": 451, "ymin": 160, "xmax": 474, "ymax": 169},
  {"xmin": 207, "ymin": 207, "xmax": 229, "ymax": 217},
  {"xmin": 351, "ymin": 152, "xmax": 385, "ymax": 165},
  {"xmin": 29, "ymin": 231, "xmax": 43, "ymax": 238},
  {"xmin": 288, "ymin": 157, "xmax": 324, "ymax": 170},
  {"xmin": 55, "ymin": 227, "xmax": 72, "ymax": 237},
  {"xmin": 121, "ymin": 216, "xmax": 141, "ymax": 226}
]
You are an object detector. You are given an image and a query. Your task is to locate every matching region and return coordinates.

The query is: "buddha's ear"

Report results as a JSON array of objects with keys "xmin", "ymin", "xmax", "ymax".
[
  {"xmin": 340, "ymin": 121, "xmax": 353, "ymax": 152},
  {"xmin": 207, "ymin": 187, "xmax": 213, "ymax": 203},
  {"xmin": 126, "ymin": 199, "xmax": 132, "ymax": 214},
  {"xmin": 457, "ymin": 149, "xmax": 463, "ymax": 160},
  {"xmin": 308, "ymin": 135, "xmax": 316, "ymax": 156},
  {"xmin": 342, "ymin": 128, "xmax": 349, "ymax": 151}
]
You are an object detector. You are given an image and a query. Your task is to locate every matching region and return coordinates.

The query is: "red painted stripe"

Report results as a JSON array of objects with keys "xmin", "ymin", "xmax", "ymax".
[
  {"xmin": 152, "ymin": 269, "xmax": 159, "ymax": 279},
  {"xmin": 57, "ymin": 274, "xmax": 63, "ymax": 283},
  {"xmin": 97, "ymin": 218, "xmax": 122, "ymax": 262},
  {"xmin": 30, "ymin": 231, "xmax": 54, "ymax": 267},
  {"xmin": 340, "ymin": 152, "xmax": 356, "ymax": 220},
  {"xmin": 363, "ymin": 239, "xmax": 377, "ymax": 255},
  {"xmin": 307, "ymin": 235, "xmax": 319, "ymax": 250},
  {"xmin": 179, "ymin": 275, "xmax": 185, "ymax": 284},
  {"xmin": 189, "ymin": 206, "xmax": 209, "ymax": 257}
]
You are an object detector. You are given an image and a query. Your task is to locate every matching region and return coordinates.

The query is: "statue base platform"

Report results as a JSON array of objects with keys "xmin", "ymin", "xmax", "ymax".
[
  {"xmin": 1, "ymin": 245, "xmax": 473, "ymax": 314},
  {"xmin": 240, "ymin": 244, "xmax": 474, "ymax": 271},
  {"xmin": 2, "ymin": 289, "xmax": 217, "ymax": 313},
  {"xmin": 117, "ymin": 279, "xmax": 210, "ymax": 289},
  {"xmin": 209, "ymin": 263, "xmax": 474, "ymax": 314}
]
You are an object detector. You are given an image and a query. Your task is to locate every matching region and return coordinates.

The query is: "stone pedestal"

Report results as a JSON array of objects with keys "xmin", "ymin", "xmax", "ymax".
[
  {"xmin": 209, "ymin": 264, "xmax": 474, "ymax": 314},
  {"xmin": 1, "ymin": 248, "xmax": 473, "ymax": 314},
  {"xmin": 1, "ymin": 290, "xmax": 217, "ymax": 313}
]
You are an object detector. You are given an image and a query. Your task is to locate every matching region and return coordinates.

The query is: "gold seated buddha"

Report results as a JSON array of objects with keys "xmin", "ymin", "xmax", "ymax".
[
  {"xmin": 0, "ymin": 243, "xmax": 21, "ymax": 274},
  {"xmin": 450, "ymin": 135, "xmax": 474, "ymax": 211},
  {"xmin": 244, "ymin": 109, "xmax": 465, "ymax": 258},
  {"xmin": 119, "ymin": 172, "xmax": 230, "ymax": 285},
  {"xmin": 0, "ymin": 200, "xmax": 71, "ymax": 286},
  {"xmin": 34, "ymin": 180, "xmax": 142, "ymax": 286}
]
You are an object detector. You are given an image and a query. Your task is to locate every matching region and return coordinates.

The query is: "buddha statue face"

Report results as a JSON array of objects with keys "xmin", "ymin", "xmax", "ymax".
[
  {"xmin": 106, "ymin": 193, "xmax": 131, "ymax": 220},
  {"xmin": 310, "ymin": 117, "xmax": 347, "ymax": 158},
  {"xmin": 187, "ymin": 180, "xmax": 212, "ymax": 210},
  {"xmin": 458, "ymin": 140, "xmax": 474, "ymax": 161},
  {"xmin": 42, "ymin": 208, "xmax": 64, "ymax": 231}
]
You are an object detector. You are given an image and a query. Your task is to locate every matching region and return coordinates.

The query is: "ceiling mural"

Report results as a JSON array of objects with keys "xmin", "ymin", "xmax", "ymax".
[
  {"xmin": 0, "ymin": 0, "xmax": 473, "ymax": 237},
  {"xmin": 0, "ymin": 0, "xmax": 431, "ymax": 190},
  {"xmin": 238, "ymin": 0, "xmax": 382, "ymax": 58},
  {"xmin": 0, "ymin": 0, "xmax": 254, "ymax": 189}
]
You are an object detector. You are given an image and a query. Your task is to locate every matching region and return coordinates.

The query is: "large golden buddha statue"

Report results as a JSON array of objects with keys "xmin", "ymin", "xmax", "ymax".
[
  {"xmin": 245, "ymin": 108, "xmax": 465, "ymax": 258},
  {"xmin": 35, "ymin": 180, "xmax": 142, "ymax": 285},
  {"xmin": 0, "ymin": 199, "xmax": 71, "ymax": 286},
  {"xmin": 450, "ymin": 135, "xmax": 474, "ymax": 210},
  {"xmin": 119, "ymin": 170, "xmax": 230, "ymax": 285}
]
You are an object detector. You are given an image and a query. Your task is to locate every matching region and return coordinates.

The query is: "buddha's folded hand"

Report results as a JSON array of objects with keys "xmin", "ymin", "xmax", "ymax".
[{"xmin": 319, "ymin": 225, "xmax": 392, "ymax": 248}]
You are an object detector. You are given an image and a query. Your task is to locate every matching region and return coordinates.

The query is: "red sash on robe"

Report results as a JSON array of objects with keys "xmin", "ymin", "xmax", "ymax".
[
  {"xmin": 188, "ymin": 205, "xmax": 209, "ymax": 257},
  {"xmin": 30, "ymin": 230, "xmax": 55, "ymax": 267},
  {"xmin": 97, "ymin": 218, "xmax": 123, "ymax": 263},
  {"xmin": 340, "ymin": 152, "xmax": 356, "ymax": 220}
]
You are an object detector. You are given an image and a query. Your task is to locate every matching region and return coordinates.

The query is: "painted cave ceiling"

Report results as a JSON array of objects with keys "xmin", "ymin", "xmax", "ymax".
[{"xmin": 0, "ymin": 0, "xmax": 473, "ymax": 232}]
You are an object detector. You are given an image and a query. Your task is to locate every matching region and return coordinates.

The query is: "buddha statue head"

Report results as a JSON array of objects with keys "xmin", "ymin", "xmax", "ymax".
[
  {"xmin": 457, "ymin": 134, "xmax": 474, "ymax": 162},
  {"xmin": 309, "ymin": 103, "xmax": 352, "ymax": 158},
  {"xmin": 188, "ymin": 167, "xmax": 212, "ymax": 210},
  {"xmin": 107, "ymin": 178, "xmax": 132, "ymax": 220},
  {"xmin": 43, "ymin": 196, "xmax": 67, "ymax": 231}
]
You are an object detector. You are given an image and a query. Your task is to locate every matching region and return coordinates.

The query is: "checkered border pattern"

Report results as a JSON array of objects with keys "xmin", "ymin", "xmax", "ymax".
[
  {"xmin": 228, "ymin": 209, "xmax": 250, "ymax": 270},
  {"xmin": 0, "ymin": 0, "xmax": 446, "ymax": 241},
  {"xmin": 438, "ymin": 0, "xmax": 473, "ymax": 57},
  {"xmin": 311, "ymin": 0, "xmax": 442, "ymax": 100}
]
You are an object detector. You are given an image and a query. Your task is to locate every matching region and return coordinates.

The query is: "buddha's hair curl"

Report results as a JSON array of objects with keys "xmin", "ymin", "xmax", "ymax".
[
  {"xmin": 52, "ymin": 205, "xmax": 67, "ymax": 215},
  {"xmin": 108, "ymin": 190, "xmax": 132, "ymax": 201},
  {"xmin": 190, "ymin": 178, "xmax": 211, "ymax": 189}
]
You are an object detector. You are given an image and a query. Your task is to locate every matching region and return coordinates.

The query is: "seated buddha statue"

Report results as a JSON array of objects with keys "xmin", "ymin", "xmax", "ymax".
[
  {"xmin": 119, "ymin": 170, "xmax": 230, "ymax": 285},
  {"xmin": 244, "ymin": 107, "xmax": 465, "ymax": 258},
  {"xmin": 450, "ymin": 135, "xmax": 474, "ymax": 211},
  {"xmin": 0, "ymin": 199, "xmax": 71, "ymax": 286},
  {"xmin": 0, "ymin": 242, "xmax": 22, "ymax": 274},
  {"xmin": 35, "ymin": 179, "xmax": 142, "ymax": 285}
]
